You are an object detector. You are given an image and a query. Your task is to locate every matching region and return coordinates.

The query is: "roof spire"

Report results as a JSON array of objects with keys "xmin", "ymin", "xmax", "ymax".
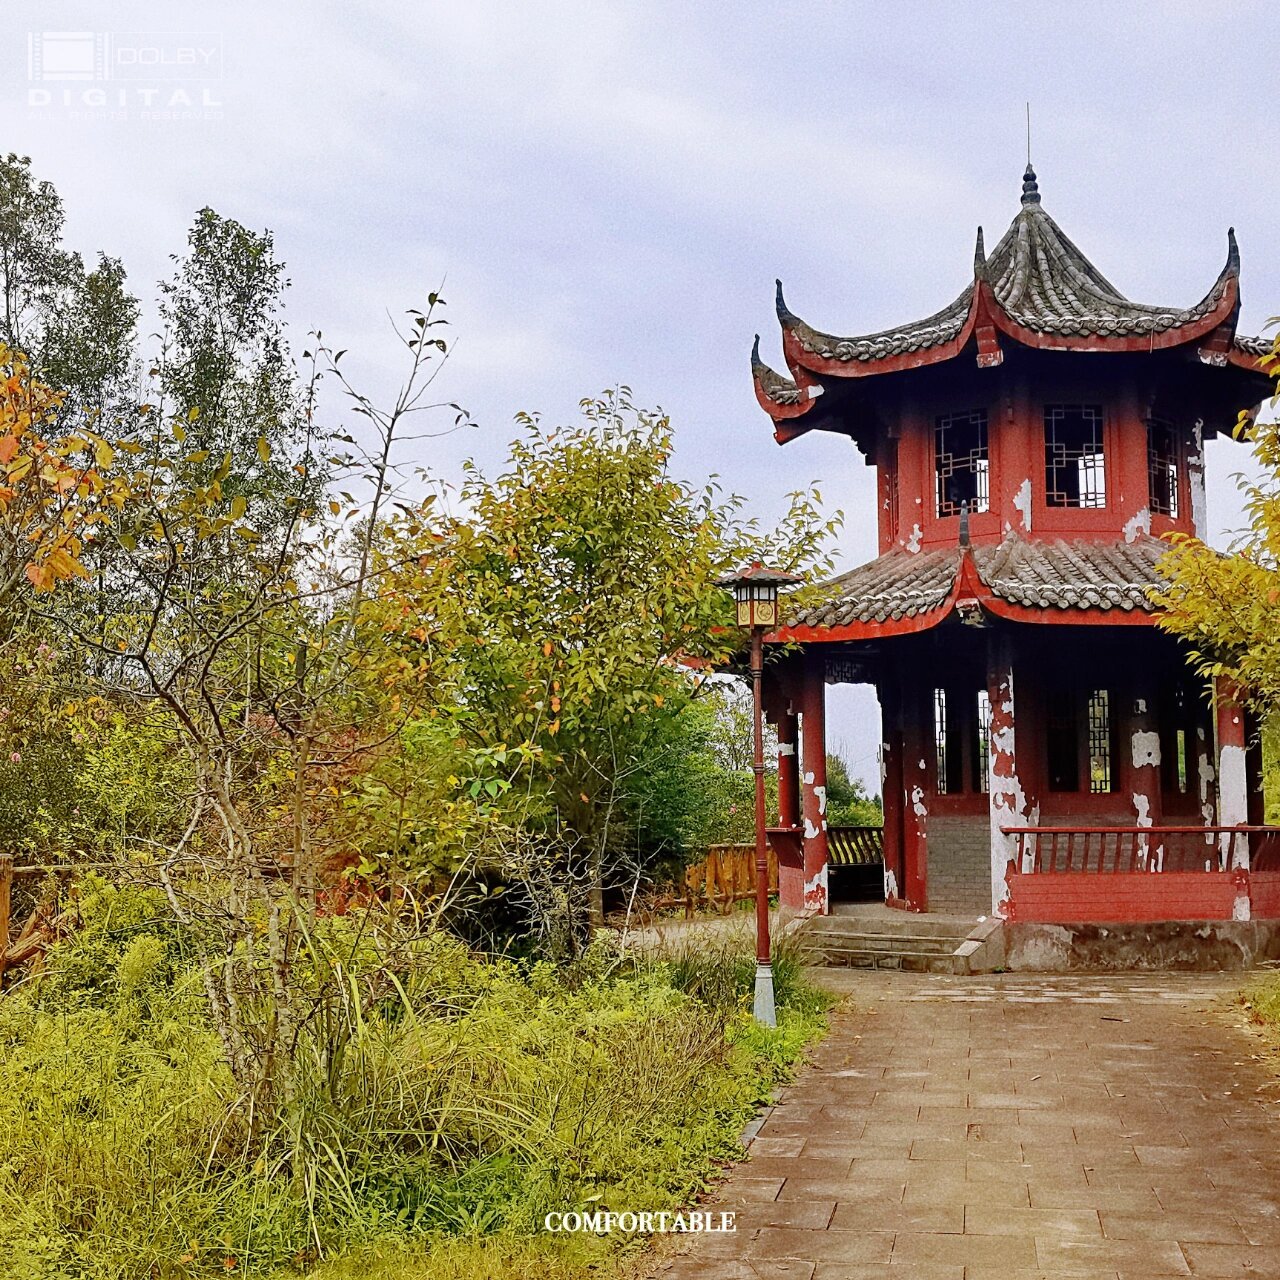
[
  {"xmin": 1021, "ymin": 162, "xmax": 1040, "ymax": 207},
  {"xmin": 775, "ymin": 279, "xmax": 800, "ymax": 329}
]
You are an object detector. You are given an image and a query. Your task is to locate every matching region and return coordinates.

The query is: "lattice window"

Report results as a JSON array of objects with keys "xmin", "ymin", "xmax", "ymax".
[
  {"xmin": 976, "ymin": 689, "xmax": 991, "ymax": 794},
  {"xmin": 933, "ymin": 687, "xmax": 948, "ymax": 794},
  {"xmin": 1147, "ymin": 418, "xmax": 1181, "ymax": 517},
  {"xmin": 1086, "ymin": 688, "xmax": 1112, "ymax": 793},
  {"xmin": 1045, "ymin": 404, "xmax": 1106, "ymax": 508},
  {"xmin": 935, "ymin": 411, "xmax": 989, "ymax": 517}
]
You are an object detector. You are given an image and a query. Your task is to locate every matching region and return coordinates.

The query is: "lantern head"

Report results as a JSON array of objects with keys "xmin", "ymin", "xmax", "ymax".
[{"xmin": 714, "ymin": 562, "xmax": 802, "ymax": 630}]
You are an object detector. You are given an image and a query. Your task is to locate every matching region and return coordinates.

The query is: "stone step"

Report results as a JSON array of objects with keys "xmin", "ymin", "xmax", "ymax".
[
  {"xmin": 804, "ymin": 930, "xmax": 964, "ymax": 955},
  {"xmin": 822, "ymin": 914, "xmax": 984, "ymax": 939},
  {"xmin": 814, "ymin": 945, "xmax": 965, "ymax": 974}
]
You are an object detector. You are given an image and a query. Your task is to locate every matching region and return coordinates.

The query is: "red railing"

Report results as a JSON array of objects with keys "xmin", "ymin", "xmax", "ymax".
[{"xmin": 1001, "ymin": 826, "xmax": 1280, "ymax": 874}]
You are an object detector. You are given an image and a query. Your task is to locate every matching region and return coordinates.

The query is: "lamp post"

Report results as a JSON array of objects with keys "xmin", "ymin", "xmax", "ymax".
[{"xmin": 715, "ymin": 562, "xmax": 801, "ymax": 1028}]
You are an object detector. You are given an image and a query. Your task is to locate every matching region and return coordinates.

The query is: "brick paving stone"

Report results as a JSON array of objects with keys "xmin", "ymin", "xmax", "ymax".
[{"xmin": 647, "ymin": 970, "xmax": 1280, "ymax": 1280}]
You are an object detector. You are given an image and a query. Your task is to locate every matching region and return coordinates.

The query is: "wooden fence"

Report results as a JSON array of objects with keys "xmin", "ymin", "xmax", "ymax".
[{"xmin": 657, "ymin": 843, "xmax": 780, "ymax": 918}]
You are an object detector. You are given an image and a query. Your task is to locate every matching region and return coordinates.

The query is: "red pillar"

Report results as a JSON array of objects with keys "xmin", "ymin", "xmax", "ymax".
[
  {"xmin": 1215, "ymin": 677, "xmax": 1250, "ymax": 919},
  {"xmin": 1246, "ymin": 707, "xmax": 1265, "ymax": 828},
  {"xmin": 1216, "ymin": 678, "xmax": 1249, "ymax": 833},
  {"xmin": 775, "ymin": 708, "xmax": 804, "ymax": 909},
  {"xmin": 987, "ymin": 634, "xmax": 1034, "ymax": 916},
  {"xmin": 899, "ymin": 683, "xmax": 929, "ymax": 911},
  {"xmin": 1123, "ymin": 681, "xmax": 1164, "ymax": 869},
  {"xmin": 878, "ymin": 678, "xmax": 905, "ymax": 904},
  {"xmin": 799, "ymin": 657, "xmax": 830, "ymax": 915}
]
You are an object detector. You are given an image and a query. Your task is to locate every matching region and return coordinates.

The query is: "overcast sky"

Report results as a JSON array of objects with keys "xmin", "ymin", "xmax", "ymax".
[{"xmin": 6, "ymin": 1, "xmax": 1277, "ymax": 789}]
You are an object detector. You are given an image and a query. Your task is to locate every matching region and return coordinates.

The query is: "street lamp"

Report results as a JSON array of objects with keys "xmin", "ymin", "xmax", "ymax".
[{"xmin": 715, "ymin": 562, "xmax": 801, "ymax": 1027}]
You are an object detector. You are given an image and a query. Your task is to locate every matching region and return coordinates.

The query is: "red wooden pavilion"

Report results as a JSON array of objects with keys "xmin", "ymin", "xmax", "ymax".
[{"xmin": 753, "ymin": 166, "xmax": 1280, "ymax": 925}]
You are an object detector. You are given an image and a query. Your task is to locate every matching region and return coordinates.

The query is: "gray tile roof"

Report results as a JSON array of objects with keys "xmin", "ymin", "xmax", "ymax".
[
  {"xmin": 973, "ymin": 535, "xmax": 1165, "ymax": 613},
  {"xmin": 766, "ymin": 166, "xmax": 1244, "ymax": 372},
  {"xmin": 789, "ymin": 547, "xmax": 958, "ymax": 627},
  {"xmin": 785, "ymin": 535, "xmax": 1167, "ymax": 630}
]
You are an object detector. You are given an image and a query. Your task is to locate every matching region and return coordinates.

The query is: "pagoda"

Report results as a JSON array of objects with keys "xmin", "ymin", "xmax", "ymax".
[{"xmin": 753, "ymin": 166, "xmax": 1280, "ymax": 926}]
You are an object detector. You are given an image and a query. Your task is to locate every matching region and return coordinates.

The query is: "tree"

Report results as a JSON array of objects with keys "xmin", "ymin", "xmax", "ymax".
[
  {"xmin": 0, "ymin": 155, "xmax": 139, "ymax": 427},
  {"xmin": 405, "ymin": 389, "xmax": 838, "ymax": 946},
  {"xmin": 1155, "ymin": 333, "xmax": 1280, "ymax": 708},
  {"xmin": 824, "ymin": 752, "xmax": 882, "ymax": 827},
  {"xmin": 41, "ymin": 294, "xmax": 460, "ymax": 1120},
  {"xmin": 152, "ymin": 208, "xmax": 319, "ymax": 542}
]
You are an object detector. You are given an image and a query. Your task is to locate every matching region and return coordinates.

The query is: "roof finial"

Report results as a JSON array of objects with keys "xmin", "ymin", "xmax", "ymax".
[
  {"xmin": 1021, "ymin": 162, "xmax": 1040, "ymax": 207},
  {"xmin": 973, "ymin": 226, "xmax": 987, "ymax": 280},
  {"xmin": 1026, "ymin": 102, "xmax": 1031, "ymax": 168},
  {"xmin": 1227, "ymin": 226, "xmax": 1240, "ymax": 274},
  {"xmin": 959, "ymin": 500, "xmax": 971, "ymax": 548},
  {"xmin": 775, "ymin": 279, "xmax": 799, "ymax": 328}
]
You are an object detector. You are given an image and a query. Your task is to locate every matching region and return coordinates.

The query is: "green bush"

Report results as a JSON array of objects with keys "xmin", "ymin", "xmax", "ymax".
[{"xmin": 0, "ymin": 887, "xmax": 828, "ymax": 1278}]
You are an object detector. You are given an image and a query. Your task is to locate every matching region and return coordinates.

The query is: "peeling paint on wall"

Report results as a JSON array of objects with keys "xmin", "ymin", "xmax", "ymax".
[
  {"xmin": 803, "ymin": 863, "xmax": 829, "ymax": 913},
  {"xmin": 815, "ymin": 784, "xmax": 827, "ymax": 816},
  {"xmin": 1213, "ymin": 747, "xmax": 1244, "ymax": 834},
  {"xmin": 779, "ymin": 742, "xmax": 795, "ymax": 757},
  {"xmin": 1122, "ymin": 507, "xmax": 1151, "ymax": 544},
  {"xmin": 1012, "ymin": 478, "xmax": 1032, "ymax": 532},
  {"xmin": 910, "ymin": 785, "xmax": 927, "ymax": 818},
  {"xmin": 905, "ymin": 522, "xmax": 923, "ymax": 554},
  {"xmin": 987, "ymin": 665, "xmax": 1033, "ymax": 915},
  {"xmin": 1130, "ymin": 730, "xmax": 1161, "ymax": 770},
  {"xmin": 1197, "ymin": 725, "xmax": 1216, "ymax": 827},
  {"xmin": 883, "ymin": 867, "xmax": 899, "ymax": 901},
  {"xmin": 1132, "ymin": 793, "xmax": 1152, "ymax": 868},
  {"xmin": 1189, "ymin": 419, "xmax": 1207, "ymax": 539},
  {"xmin": 803, "ymin": 817, "xmax": 819, "ymax": 840}
]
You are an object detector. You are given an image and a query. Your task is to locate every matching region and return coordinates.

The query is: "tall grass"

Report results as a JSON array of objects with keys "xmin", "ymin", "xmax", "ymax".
[{"xmin": 0, "ymin": 882, "xmax": 827, "ymax": 1278}]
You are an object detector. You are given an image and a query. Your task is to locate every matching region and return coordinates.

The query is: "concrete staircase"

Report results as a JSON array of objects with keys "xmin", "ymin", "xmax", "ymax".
[{"xmin": 800, "ymin": 906, "xmax": 1005, "ymax": 974}]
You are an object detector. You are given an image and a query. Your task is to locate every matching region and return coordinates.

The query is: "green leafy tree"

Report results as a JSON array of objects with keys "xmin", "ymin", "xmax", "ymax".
[
  {"xmin": 152, "ymin": 208, "xmax": 320, "ymax": 540},
  {"xmin": 0, "ymin": 154, "xmax": 139, "ymax": 426},
  {"xmin": 1155, "ymin": 332, "xmax": 1280, "ymax": 706},
  {"xmin": 824, "ymin": 752, "xmax": 882, "ymax": 827},
  {"xmin": 407, "ymin": 389, "xmax": 838, "ymax": 946}
]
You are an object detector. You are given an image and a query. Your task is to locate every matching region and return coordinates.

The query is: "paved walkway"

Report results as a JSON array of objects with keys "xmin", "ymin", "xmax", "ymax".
[{"xmin": 653, "ymin": 970, "xmax": 1280, "ymax": 1279}]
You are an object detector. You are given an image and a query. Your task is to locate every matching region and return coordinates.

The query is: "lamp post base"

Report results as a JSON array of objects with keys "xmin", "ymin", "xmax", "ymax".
[{"xmin": 752, "ymin": 960, "xmax": 777, "ymax": 1028}]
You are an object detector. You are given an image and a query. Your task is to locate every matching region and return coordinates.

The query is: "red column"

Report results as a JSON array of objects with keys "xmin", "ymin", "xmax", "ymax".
[
  {"xmin": 799, "ymin": 658, "xmax": 830, "ymax": 915},
  {"xmin": 1124, "ymin": 682, "xmax": 1163, "ymax": 869},
  {"xmin": 1246, "ymin": 707, "xmax": 1265, "ymax": 828},
  {"xmin": 878, "ymin": 678, "xmax": 905, "ymax": 904},
  {"xmin": 1215, "ymin": 677, "xmax": 1250, "ymax": 919},
  {"xmin": 1216, "ymin": 676, "xmax": 1249, "ymax": 865},
  {"xmin": 775, "ymin": 708, "xmax": 804, "ymax": 909},
  {"xmin": 987, "ymin": 634, "xmax": 1034, "ymax": 916},
  {"xmin": 899, "ymin": 684, "xmax": 929, "ymax": 910},
  {"xmin": 1216, "ymin": 678, "xmax": 1248, "ymax": 833}
]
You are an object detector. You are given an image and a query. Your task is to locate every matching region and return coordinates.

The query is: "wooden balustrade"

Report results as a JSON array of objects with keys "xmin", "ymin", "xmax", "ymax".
[
  {"xmin": 827, "ymin": 826, "xmax": 885, "ymax": 867},
  {"xmin": 1001, "ymin": 826, "xmax": 1280, "ymax": 874}
]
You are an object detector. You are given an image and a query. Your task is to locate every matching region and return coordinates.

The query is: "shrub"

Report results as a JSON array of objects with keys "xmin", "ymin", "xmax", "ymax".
[{"xmin": 0, "ymin": 901, "xmax": 827, "ymax": 1278}]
